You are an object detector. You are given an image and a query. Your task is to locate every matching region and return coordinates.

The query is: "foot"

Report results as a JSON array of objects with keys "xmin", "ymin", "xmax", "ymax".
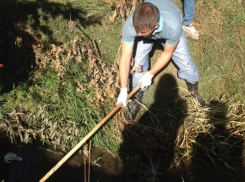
[
  {"xmin": 125, "ymin": 91, "xmax": 144, "ymax": 121},
  {"xmin": 183, "ymin": 23, "xmax": 200, "ymax": 40},
  {"xmin": 125, "ymin": 100, "xmax": 142, "ymax": 121},
  {"xmin": 186, "ymin": 82, "xmax": 205, "ymax": 106},
  {"xmin": 191, "ymin": 92, "xmax": 205, "ymax": 106}
]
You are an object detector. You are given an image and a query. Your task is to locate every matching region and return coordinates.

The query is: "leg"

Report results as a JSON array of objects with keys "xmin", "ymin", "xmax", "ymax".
[
  {"xmin": 183, "ymin": 0, "xmax": 195, "ymax": 26},
  {"xmin": 172, "ymin": 31, "xmax": 199, "ymax": 83},
  {"xmin": 172, "ymin": 31, "xmax": 204, "ymax": 106},
  {"xmin": 126, "ymin": 38, "xmax": 154, "ymax": 121},
  {"xmin": 130, "ymin": 38, "xmax": 154, "ymax": 91},
  {"xmin": 182, "ymin": 0, "xmax": 199, "ymax": 39}
]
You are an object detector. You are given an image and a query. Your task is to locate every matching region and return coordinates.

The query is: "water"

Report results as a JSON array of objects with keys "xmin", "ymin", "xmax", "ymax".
[
  {"xmin": 0, "ymin": 133, "xmax": 125, "ymax": 182},
  {"xmin": 1, "ymin": 132, "xmax": 245, "ymax": 182}
]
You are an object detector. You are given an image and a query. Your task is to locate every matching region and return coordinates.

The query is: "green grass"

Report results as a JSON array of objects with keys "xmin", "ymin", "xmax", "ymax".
[
  {"xmin": 0, "ymin": 1, "xmax": 245, "ymax": 172},
  {"xmin": 0, "ymin": 0, "xmax": 121, "ymax": 154},
  {"xmin": 189, "ymin": 0, "xmax": 245, "ymax": 103}
]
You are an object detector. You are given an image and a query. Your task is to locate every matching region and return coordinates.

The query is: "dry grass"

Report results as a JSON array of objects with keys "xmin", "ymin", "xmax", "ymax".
[
  {"xmin": 0, "ymin": 1, "xmax": 245, "ymax": 179},
  {"xmin": 112, "ymin": 0, "xmax": 245, "ymax": 178}
]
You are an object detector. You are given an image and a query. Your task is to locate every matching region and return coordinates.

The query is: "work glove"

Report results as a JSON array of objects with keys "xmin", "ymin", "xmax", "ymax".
[
  {"xmin": 116, "ymin": 87, "xmax": 128, "ymax": 106},
  {"xmin": 139, "ymin": 71, "xmax": 153, "ymax": 88}
]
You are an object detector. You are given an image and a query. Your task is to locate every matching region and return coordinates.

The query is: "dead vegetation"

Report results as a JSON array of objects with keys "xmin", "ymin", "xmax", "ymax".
[{"xmin": 0, "ymin": 0, "xmax": 245, "ymax": 180}]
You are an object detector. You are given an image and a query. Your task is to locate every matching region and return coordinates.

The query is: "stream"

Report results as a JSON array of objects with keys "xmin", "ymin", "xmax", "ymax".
[{"xmin": 1, "ymin": 130, "xmax": 245, "ymax": 182}]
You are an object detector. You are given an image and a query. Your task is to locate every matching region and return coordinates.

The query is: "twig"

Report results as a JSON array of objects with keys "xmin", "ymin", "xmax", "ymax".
[
  {"xmin": 83, "ymin": 150, "xmax": 87, "ymax": 182},
  {"xmin": 88, "ymin": 140, "xmax": 91, "ymax": 182}
]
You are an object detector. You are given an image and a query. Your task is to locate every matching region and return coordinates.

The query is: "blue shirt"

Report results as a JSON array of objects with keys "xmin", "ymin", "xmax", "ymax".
[{"xmin": 122, "ymin": 0, "xmax": 183, "ymax": 46}]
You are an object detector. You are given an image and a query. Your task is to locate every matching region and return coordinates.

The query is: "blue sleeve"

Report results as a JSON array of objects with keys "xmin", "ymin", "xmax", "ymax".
[
  {"xmin": 166, "ymin": 24, "xmax": 182, "ymax": 45},
  {"xmin": 122, "ymin": 13, "xmax": 137, "ymax": 44}
]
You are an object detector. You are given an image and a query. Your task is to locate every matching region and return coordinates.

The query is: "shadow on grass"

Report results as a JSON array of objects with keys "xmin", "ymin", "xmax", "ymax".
[
  {"xmin": 0, "ymin": 0, "xmax": 102, "ymax": 94},
  {"xmin": 118, "ymin": 73, "xmax": 188, "ymax": 182},
  {"xmin": 117, "ymin": 78, "xmax": 245, "ymax": 182},
  {"xmin": 191, "ymin": 100, "xmax": 245, "ymax": 182}
]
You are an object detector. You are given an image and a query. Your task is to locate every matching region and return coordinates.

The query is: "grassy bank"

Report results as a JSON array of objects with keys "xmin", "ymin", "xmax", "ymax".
[
  {"xmin": 0, "ymin": 0, "xmax": 245, "ymax": 175},
  {"xmin": 0, "ymin": 0, "xmax": 121, "ymax": 153}
]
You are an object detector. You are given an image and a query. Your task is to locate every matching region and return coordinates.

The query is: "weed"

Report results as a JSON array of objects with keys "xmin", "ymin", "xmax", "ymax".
[{"xmin": 0, "ymin": 1, "xmax": 244, "ymax": 180}]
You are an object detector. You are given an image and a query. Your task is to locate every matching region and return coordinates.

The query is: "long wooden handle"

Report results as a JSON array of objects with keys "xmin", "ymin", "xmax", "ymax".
[{"xmin": 39, "ymin": 84, "xmax": 141, "ymax": 182}]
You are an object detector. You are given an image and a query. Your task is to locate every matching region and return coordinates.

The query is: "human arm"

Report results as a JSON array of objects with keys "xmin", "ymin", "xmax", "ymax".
[
  {"xmin": 116, "ymin": 41, "xmax": 134, "ymax": 106},
  {"xmin": 138, "ymin": 43, "xmax": 177, "ymax": 88},
  {"xmin": 119, "ymin": 41, "xmax": 134, "ymax": 88},
  {"xmin": 149, "ymin": 43, "xmax": 177, "ymax": 76}
]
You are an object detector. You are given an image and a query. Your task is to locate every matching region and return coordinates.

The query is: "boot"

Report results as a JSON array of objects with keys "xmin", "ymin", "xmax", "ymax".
[
  {"xmin": 186, "ymin": 82, "xmax": 205, "ymax": 106},
  {"xmin": 125, "ymin": 91, "xmax": 144, "ymax": 121}
]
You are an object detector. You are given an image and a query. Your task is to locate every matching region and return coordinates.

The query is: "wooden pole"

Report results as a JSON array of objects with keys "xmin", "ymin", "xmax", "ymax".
[{"xmin": 39, "ymin": 84, "xmax": 141, "ymax": 182}]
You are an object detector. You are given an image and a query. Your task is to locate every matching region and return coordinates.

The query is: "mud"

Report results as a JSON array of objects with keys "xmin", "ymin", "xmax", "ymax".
[
  {"xmin": 1, "ymin": 134, "xmax": 245, "ymax": 182},
  {"xmin": 0, "ymin": 135, "xmax": 125, "ymax": 182}
]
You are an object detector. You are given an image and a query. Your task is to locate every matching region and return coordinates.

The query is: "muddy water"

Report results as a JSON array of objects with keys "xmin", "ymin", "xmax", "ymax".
[
  {"xmin": 1, "ymin": 132, "xmax": 245, "ymax": 182},
  {"xmin": 0, "ymin": 136, "xmax": 124, "ymax": 182}
]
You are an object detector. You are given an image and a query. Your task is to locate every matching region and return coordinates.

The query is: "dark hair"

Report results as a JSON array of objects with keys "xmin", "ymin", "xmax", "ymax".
[{"xmin": 133, "ymin": 2, "xmax": 160, "ymax": 31}]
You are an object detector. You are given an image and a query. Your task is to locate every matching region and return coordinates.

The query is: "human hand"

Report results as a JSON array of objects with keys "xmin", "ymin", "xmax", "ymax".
[
  {"xmin": 139, "ymin": 71, "xmax": 153, "ymax": 88},
  {"xmin": 116, "ymin": 87, "xmax": 128, "ymax": 106}
]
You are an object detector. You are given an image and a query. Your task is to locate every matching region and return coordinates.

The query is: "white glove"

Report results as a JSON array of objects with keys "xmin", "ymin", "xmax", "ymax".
[
  {"xmin": 139, "ymin": 71, "xmax": 153, "ymax": 88},
  {"xmin": 116, "ymin": 87, "xmax": 128, "ymax": 106}
]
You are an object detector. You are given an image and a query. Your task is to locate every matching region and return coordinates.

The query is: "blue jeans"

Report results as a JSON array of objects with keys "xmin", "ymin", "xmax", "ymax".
[
  {"xmin": 130, "ymin": 30, "xmax": 199, "ymax": 91},
  {"xmin": 183, "ymin": 0, "xmax": 195, "ymax": 25}
]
